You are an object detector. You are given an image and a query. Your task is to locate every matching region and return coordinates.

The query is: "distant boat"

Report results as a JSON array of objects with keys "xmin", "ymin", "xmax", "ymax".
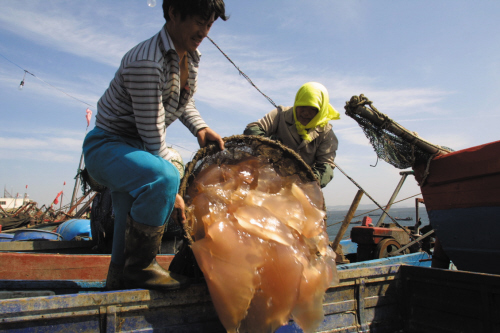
[
  {"xmin": 395, "ymin": 217, "xmax": 413, "ymax": 221},
  {"xmin": 368, "ymin": 213, "xmax": 381, "ymax": 216}
]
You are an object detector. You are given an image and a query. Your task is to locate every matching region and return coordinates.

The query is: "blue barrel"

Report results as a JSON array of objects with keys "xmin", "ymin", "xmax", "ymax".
[
  {"xmin": 56, "ymin": 219, "xmax": 91, "ymax": 241},
  {"xmin": 0, "ymin": 233, "xmax": 14, "ymax": 242},
  {"xmin": 13, "ymin": 229, "xmax": 63, "ymax": 241}
]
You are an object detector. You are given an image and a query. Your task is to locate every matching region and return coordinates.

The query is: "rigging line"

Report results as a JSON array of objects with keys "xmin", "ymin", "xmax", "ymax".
[
  {"xmin": 31, "ymin": 73, "xmax": 95, "ymax": 108},
  {"xmin": 332, "ymin": 163, "xmax": 412, "ymax": 237},
  {"xmin": 326, "ymin": 192, "xmax": 422, "ymax": 228},
  {"xmin": 207, "ymin": 36, "xmax": 278, "ymax": 109},
  {"xmin": 0, "ymin": 53, "xmax": 28, "ymax": 72},
  {"xmin": 207, "ymin": 36, "xmax": 411, "ymax": 234},
  {"xmin": 0, "ymin": 51, "xmax": 95, "ymax": 109},
  {"xmin": 168, "ymin": 143, "xmax": 194, "ymax": 154},
  {"xmin": 2, "ymin": 52, "xmax": 194, "ymax": 156}
]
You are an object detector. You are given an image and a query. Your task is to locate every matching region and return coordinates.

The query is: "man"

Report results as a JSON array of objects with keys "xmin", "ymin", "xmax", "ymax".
[{"xmin": 83, "ymin": 0, "xmax": 228, "ymax": 291}]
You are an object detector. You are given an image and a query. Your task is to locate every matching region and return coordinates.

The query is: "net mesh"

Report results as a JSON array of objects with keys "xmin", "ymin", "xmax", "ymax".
[
  {"xmin": 181, "ymin": 135, "xmax": 318, "ymax": 196},
  {"xmin": 344, "ymin": 94, "xmax": 452, "ymax": 170},
  {"xmin": 169, "ymin": 135, "xmax": 324, "ymax": 279},
  {"xmin": 179, "ymin": 134, "xmax": 322, "ymax": 243}
]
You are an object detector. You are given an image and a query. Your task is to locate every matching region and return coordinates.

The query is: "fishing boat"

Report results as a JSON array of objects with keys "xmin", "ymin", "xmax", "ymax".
[
  {"xmin": 345, "ymin": 94, "xmax": 500, "ymax": 276},
  {"xmin": 0, "ymin": 263, "xmax": 498, "ymax": 332},
  {"xmin": 394, "ymin": 216, "xmax": 413, "ymax": 221},
  {"xmin": 6, "ymin": 95, "xmax": 498, "ymax": 332},
  {"xmin": 413, "ymin": 140, "xmax": 500, "ymax": 275},
  {"xmin": 0, "ymin": 138, "xmax": 437, "ymax": 333}
]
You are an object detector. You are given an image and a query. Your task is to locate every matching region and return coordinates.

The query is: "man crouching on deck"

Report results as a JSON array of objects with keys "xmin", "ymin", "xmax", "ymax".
[{"xmin": 82, "ymin": 0, "xmax": 228, "ymax": 291}]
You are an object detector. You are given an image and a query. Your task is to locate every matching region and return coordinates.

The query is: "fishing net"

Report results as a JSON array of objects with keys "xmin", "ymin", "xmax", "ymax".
[
  {"xmin": 344, "ymin": 94, "xmax": 452, "ymax": 170},
  {"xmin": 181, "ymin": 135, "xmax": 322, "ymax": 238},
  {"xmin": 171, "ymin": 135, "xmax": 337, "ymax": 332},
  {"xmin": 180, "ymin": 135, "xmax": 318, "ymax": 195},
  {"xmin": 0, "ymin": 215, "xmax": 31, "ymax": 231},
  {"xmin": 170, "ymin": 134, "xmax": 325, "ymax": 278}
]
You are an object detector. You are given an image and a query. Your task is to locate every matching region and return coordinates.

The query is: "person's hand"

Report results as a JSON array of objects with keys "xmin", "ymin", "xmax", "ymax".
[
  {"xmin": 197, "ymin": 127, "xmax": 224, "ymax": 151},
  {"xmin": 171, "ymin": 194, "xmax": 186, "ymax": 227}
]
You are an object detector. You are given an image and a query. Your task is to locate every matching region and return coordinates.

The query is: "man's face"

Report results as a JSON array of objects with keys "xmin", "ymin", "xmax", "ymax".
[
  {"xmin": 296, "ymin": 106, "xmax": 319, "ymax": 126},
  {"xmin": 169, "ymin": 11, "xmax": 215, "ymax": 53}
]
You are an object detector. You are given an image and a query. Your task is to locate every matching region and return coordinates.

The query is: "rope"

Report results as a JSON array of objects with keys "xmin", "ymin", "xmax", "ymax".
[
  {"xmin": 326, "ymin": 192, "xmax": 422, "ymax": 228},
  {"xmin": 332, "ymin": 164, "xmax": 414, "ymax": 239},
  {"xmin": 0, "ymin": 52, "xmax": 95, "ymax": 108},
  {"xmin": 207, "ymin": 36, "xmax": 278, "ymax": 109},
  {"xmin": 207, "ymin": 37, "xmax": 415, "ymax": 239}
]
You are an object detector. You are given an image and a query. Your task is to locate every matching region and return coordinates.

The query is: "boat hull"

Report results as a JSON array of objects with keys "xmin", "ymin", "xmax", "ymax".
[
  {"xmin": 0, "ymin": 239, "xmax": 427, "ymax": 281},
  {"xmin": 0, "ymin": 253, "xmax": 173, "ymax": 281},
  {"xmin": 1, "ymin": 265, "xmax": 499, "ymax": 333},
  {"xmin": 414, "ymin": 140, "xmax": 500, "ymax": 275},
  {"xmin": 428, "ymin": 206, "xmax": 500, "ymax": 274}
]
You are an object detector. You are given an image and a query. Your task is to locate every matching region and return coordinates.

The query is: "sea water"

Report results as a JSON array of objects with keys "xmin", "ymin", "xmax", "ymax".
[{"xmin": 326, "ymin": 206, "xmax": 430, "ymax": 241}]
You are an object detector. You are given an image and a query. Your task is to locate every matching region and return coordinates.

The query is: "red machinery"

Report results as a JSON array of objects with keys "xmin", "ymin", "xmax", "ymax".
[{"xmin": 351, "ymin": 216, "xmax": 414, "ymax": 261}]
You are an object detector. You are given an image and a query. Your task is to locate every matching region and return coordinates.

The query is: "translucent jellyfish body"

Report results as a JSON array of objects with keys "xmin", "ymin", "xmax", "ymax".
[{"xmin": 186, "ymin": 156, "xmax": 338, "ymax": 333}]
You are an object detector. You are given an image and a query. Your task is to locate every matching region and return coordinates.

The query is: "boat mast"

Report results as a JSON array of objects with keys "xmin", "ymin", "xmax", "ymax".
[{"xmin": 70, "ymin": 152, "xmax": 84, "ymax": 213}]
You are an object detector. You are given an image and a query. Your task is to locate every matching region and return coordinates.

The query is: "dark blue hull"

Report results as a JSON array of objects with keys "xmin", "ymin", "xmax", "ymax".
[{"xmin": 429, "ymin": 206, "xmax": 500, "ymax": 275}]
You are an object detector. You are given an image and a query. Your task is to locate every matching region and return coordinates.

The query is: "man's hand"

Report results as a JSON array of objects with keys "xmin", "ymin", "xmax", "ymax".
[
  {"xmin": 171, "ymin": 194, "xmax": 186, "ymax": 227},
  {"xmin": 197, "ymin": 127, "xmax": 224, "ymax": 151}
]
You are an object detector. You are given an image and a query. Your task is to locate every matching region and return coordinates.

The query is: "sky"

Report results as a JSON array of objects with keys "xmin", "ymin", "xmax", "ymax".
[{"xmin": 1, "ymin": 0, "xmax": 499, "ymax": 210}]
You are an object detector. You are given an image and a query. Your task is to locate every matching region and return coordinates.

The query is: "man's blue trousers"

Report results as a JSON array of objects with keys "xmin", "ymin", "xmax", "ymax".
[{"xmin": 82, "ymin": 127, "xmax": 180, "ymax": 265}]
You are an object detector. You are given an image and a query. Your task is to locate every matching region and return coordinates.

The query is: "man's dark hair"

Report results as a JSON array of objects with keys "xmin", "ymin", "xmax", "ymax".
[{"xmin": 163, "ymin": 0, "xmax": 228, "ymax": 22}]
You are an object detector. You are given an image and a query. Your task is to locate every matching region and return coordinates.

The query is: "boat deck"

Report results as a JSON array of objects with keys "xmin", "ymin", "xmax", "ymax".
[{"xmin": 1, "ymin": 264, "xmax": 499, "ymax": 332}]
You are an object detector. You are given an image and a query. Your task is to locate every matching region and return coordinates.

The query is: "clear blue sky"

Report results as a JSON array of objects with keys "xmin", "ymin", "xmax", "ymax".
[{"xmin": 1, "ymin": 0, "xmax": 499, "ymax": 209}]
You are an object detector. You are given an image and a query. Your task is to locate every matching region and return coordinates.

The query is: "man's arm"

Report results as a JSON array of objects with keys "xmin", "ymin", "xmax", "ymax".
[
  {"xmin": 179, "ymin": 97, "xmax": 224, "ymax": 150},
  {"xmin": 197, "ymin": 127, "xmax": 224, "ymax": 151},
  {"xmin": 178, "ymin": 97, "xmax": 209, "ymax": 137}
]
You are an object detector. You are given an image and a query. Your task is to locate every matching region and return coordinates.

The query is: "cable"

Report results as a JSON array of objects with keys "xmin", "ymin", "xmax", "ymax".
[
  {"xmin": 1, "ymin": 51, "xmax": 193, "ymax": 154},
  {"xmin": 208, "ymin": 36, "xmax": 415, "ymax": 238},
  {"xmin": 207, "ymin": 36, "xmax": 278, "ymax": 109},
  {"xmin": 0, "ymin": 52, "xmax": 96, "ymax": 108}
]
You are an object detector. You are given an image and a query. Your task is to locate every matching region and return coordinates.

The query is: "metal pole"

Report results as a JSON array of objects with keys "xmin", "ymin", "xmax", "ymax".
[
  {"xmin": 330, "ymin": 189, "xmax": 364, "ymax": 252},
  {"xmin": 414, "ymin": 198, "xmax": 424, "ymax": 233},
  {"xmin": 376, "ymin": 171, "xmax": 413, "ymax": 227},
  {"xmin": 388, "ymin": 229, "xmax": 434, "ymax": 256},
  {"xmin": 70, "ymin": 152, "xmax": 84, "ymax": 213}
]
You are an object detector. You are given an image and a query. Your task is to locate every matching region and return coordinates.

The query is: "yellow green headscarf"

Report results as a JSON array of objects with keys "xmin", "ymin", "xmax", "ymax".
[{"xmin": 293, "ymin": 82, "xmax": 340, "ymax": 142}]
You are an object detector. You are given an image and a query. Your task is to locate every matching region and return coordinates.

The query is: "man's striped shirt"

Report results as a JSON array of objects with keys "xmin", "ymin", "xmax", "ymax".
[{"xmin": 95, "ymin": 24, "xmax": 208, "ymax": 161}]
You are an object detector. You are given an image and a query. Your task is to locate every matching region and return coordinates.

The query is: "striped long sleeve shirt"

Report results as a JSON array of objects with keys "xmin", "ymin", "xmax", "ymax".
[{"xmin": 95, "ymin": 24, "xmax": 208, "ymax": 161}]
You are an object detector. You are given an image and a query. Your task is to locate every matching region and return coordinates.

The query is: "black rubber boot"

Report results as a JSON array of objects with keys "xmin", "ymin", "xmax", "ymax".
[
  {"xmin": 123, "ymin": 215, "xmax": 190, "ymax": 290},
  {"xmin": 105, "ymin": 261, "xmax": 125, "ymax": 291}
]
